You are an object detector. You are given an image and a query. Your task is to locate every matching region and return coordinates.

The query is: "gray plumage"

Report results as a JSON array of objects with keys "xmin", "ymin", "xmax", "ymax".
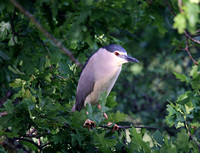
[
  {"xmin": 72, "ymin": 44, "xmax": 139, "ymax": 112},
  {"xmin": 102, "ymin": 44, "xmax": 127, "ymax": 53}
]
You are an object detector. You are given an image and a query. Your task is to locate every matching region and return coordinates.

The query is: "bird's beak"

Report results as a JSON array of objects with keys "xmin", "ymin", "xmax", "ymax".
[
  {"xmin": 126, "ymin": 55, "xmax": 139, "ymax": 63},
  {"xmin": 120, "ymin": 55, "xmax": 139, "ymax": 63}
]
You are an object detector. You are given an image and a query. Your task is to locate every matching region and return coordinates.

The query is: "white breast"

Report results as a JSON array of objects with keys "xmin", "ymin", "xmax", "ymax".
[{"xmin": 84, "ymin": 49, "xmax": 122, "ymax": 106}]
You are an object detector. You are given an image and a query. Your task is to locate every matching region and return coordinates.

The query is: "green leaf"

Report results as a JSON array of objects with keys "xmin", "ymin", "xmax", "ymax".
[
  {"xmin": 107, "ymin": 111, "xmax": 127, "ymax": 122},
  {"xmin": 92, "ymin": 131, "xmax": 118, "ymax": 153},
  {"xmin": 19, "ymin": 140, "xmax": 38, "ymax": 151},
  {"xmin": 185, "ymin": 103, "xmax": 194, "ymax": 115},
  {"xmin": 44, "ymin": 73, "xmax": 52, "ymax": 82},
  {"xmin": 171, "ymin": 38, "xmax": 185, "ymax": 50},
  {"xmin": 173, "ymin": 13, "xmax": 186, "ymax": 34},
  {"xmin": 160, "ymin": 144, "xmax": 177, "ymax": 153},
  {"xmin": 191, "ymin": 122, "xmax": 200, "ymax": 128},
  {"xmin": 70, "ymin": 110, "xmax": 87, "ymax": 128},
  {"xmin": 166, "ymin": 103, "xmax": 177, "ymax": 116},
  {"xmin": 71, "ymin": 129, "xmax": 86, "ymax": 146},
  {"xmin": 8, "ymin": 35, "xmax": 18, "ymax": 46},
  {"xmin": 0, "ymin": 50, "xmax": 10, "ymax": 60},
  {"xmin": 177, "ymin": 93, "xmax": 188, "ymax": 102},
  {"xmin": 0, "ymin": 131, "xmax": 19, "ymax": 138},
  {"xmin": 175, "ymin": 129, "xmax": 190, "ymax": 150},
  {"xmin": 153, "ymin": 18, "xmax": 167, "ymax": 34},
  {"xmin": 106, "ymin": 92, "xmax": 117, "ymax": 108},
  {"xmin": 99, "ymin": 92, "xmax": 109, "ymax": 112},
  {"xmin": 129, "ymin": 127, "xmax": 151, "ymax": 152},
  {"xmin": 166, "ymin": 103, "xmax": 179, "ymax": 127},
  {"xmin": 0, "ymin": 21, "xmax": 11, "ymax": 39},
  {"xmin": 9, "ymin": 78, "xmax": 26, "ymax": 88},
  {"xmin": 8, "ymin": 65, "xmax": 25, "ymax": 75},
  {"xmin": 3, "ymin": 100, "xmax": 14, "ymax": 113},
  {"xmin": 174, "ymin": 72, "xmax": 187, "ymax": 82},
  {"xmin": 176, "ymin": 122, "xmax": 184, "ymax": 128},
  {"xmin": 85, "ymin": 35, "xmax": 94, "ymax": 48},
  {"xmin": 190, "ymin": 65, "xmax": 198, "ymax": 78},
  {"xmin": 0, "ymin": 145, "xmax": 6, "ymax": 152},
  {"xmin": 185, "ymin": 1, "xmax": 200, "ymax": 33},
  {"xmin": 153, "ymin": 130, "xmax": 164, "ymax": 145}
]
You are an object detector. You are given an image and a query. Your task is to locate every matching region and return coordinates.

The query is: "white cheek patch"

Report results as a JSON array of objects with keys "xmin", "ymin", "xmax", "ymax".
[{"xmin": 115, "ymin": 51, "xmax": 127, "ymax": 56}]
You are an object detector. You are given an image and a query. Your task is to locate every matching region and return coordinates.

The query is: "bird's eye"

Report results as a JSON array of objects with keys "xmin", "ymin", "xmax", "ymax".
[{"xmin": 114, "ymin": 52, "xmax": 119, "ymax": 56}]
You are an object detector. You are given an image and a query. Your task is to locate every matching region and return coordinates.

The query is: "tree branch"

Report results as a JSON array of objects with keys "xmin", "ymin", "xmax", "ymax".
[
  {"xmin": 163, "ymin": 0, "xmax": 199, "ymax": 65},
  {"xmin": 188, "ymin": 133, "xmax": 200, "ymax": 152},
  {"xmin": 184, "ymin": 31, "xmax": 200, "ymax": 45},
  {"xmin": 163, "ymin": 0, "xmax": 176, "ymax": 16},
  {"xmin": 182, "ymin": 37, "xmax": 198, "ymax": 65},
  {"xmin": 100, "ymin": 124, "xmax": 159, "ymax": 130},
  {"xmin": 10, "ymin": 0, "xmax": 82, "ymax": 68}
]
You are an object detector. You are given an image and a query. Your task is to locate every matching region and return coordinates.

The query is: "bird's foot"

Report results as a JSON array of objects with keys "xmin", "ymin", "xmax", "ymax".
[
  {"xmin": 103, "ymin": 112, "xmax": 108, "ymax": 119},
  {"xmin": 107, "ymin": 122, "xmax": 119, "ymax": 132},
  {"xmin": 98, "ymin": 104, "xmax": 101, "ymax": 110},
  {"xmin": 83, "ymin": 119, "xmax": 96, "ymax": 130},
  {"xmin": 98, "ymin": 104, "xmax": 108, "ymax": 120}
]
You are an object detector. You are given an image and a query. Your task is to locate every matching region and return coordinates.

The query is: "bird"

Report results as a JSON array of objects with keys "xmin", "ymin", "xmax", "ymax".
[{"xmin": 72, "ymin": 44, "xmax": 139, "ymax": 129}]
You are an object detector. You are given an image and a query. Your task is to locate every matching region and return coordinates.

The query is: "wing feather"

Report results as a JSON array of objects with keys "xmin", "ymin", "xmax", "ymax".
[{"xmin": 72, "ymin": 56, "xmax": 95, "ymax": 111}]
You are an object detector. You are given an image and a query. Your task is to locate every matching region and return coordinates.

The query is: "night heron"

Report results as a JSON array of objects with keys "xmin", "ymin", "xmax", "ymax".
[{"xmin": 72, "ymin": 44, "xmax": 139, "ymax": 129}]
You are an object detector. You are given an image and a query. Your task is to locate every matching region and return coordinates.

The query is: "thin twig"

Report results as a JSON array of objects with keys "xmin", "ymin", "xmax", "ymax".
[
  {"xmin": 163, "ymin": 0, "xmax": 200, "ymax": 44},
  {"xmin": 40, "ymin": 40, "xmax": 51, "ymax": 57},
  {"xmin": 119, "ymin": 125, "xmax": 158, "ymax": 130},
  {"xmin": 56, "ymin": 74, "xmax": 66, "ymax": 80},
  {"xmin": 10, "ymin": 0, "xmax": 82, "ymax": 68},
  {"xmin": 188, "ymin": 133, "xmax": 200, "ymax": 152},
  {"xmin": 163, "ymin": 0, "xmax": 199, "ymax": 65},
  {"xmin": 184, "ymin": 31, "xmax": 200, "ymax": 45},
  {"xmin": 49, "ymin": 65, "xmax": 67, "ymax": 80},
  {"xmin": 182, "ymin": 37, "xmax": 198, "ymax": 65},
  {"xmin": 178, "ymin": 0, "xmax": 200, "ymax": 45},
  {"xmin": 163, "ymin": 0, "xmax": 176, "ymax": 16},
  {"xmin": 100, "ymin": 125, "xmax": 159, "ymax": 130},
  {"xmin": 178, "ymin": 0, "xmax": 184, "ymax": 13}
]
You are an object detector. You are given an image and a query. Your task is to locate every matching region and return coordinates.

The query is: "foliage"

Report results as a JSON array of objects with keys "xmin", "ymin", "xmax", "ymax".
[
  {"xmin": 166, "ymin": 65, "xmax": 200, "ymax": 137},
  {"xmin": 0, "ymin": 0, "xmax": 200, "ymax": 152},
  {"xmin": 173, "ymin": 0, "xmax": 200, "ymax": 34}
]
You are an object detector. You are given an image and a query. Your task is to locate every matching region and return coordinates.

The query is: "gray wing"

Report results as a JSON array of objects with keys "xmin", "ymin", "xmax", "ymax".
[{"xmin": 72, "ymin": 57, "xmax": 95, "ymax": 112}]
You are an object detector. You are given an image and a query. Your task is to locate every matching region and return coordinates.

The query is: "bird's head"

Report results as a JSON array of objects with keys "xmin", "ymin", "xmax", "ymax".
[{"xmin": 101, "ymin": 44, "xmax": 139, "ymax": 66}]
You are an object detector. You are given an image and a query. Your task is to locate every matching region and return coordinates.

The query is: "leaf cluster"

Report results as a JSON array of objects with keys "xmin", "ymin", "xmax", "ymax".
[{"xmin": 0, "ymin": 0, "xmax": 200, "ymax": 152}]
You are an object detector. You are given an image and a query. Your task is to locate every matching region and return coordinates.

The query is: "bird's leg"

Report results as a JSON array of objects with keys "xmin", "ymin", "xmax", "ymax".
[
  {"xmin": 98, "ymin": 104, "xmax": 119, "ymax": 132},
  {"xmin": 98, "ymin": 104, "xmax": 108, "ymax": 119}
]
